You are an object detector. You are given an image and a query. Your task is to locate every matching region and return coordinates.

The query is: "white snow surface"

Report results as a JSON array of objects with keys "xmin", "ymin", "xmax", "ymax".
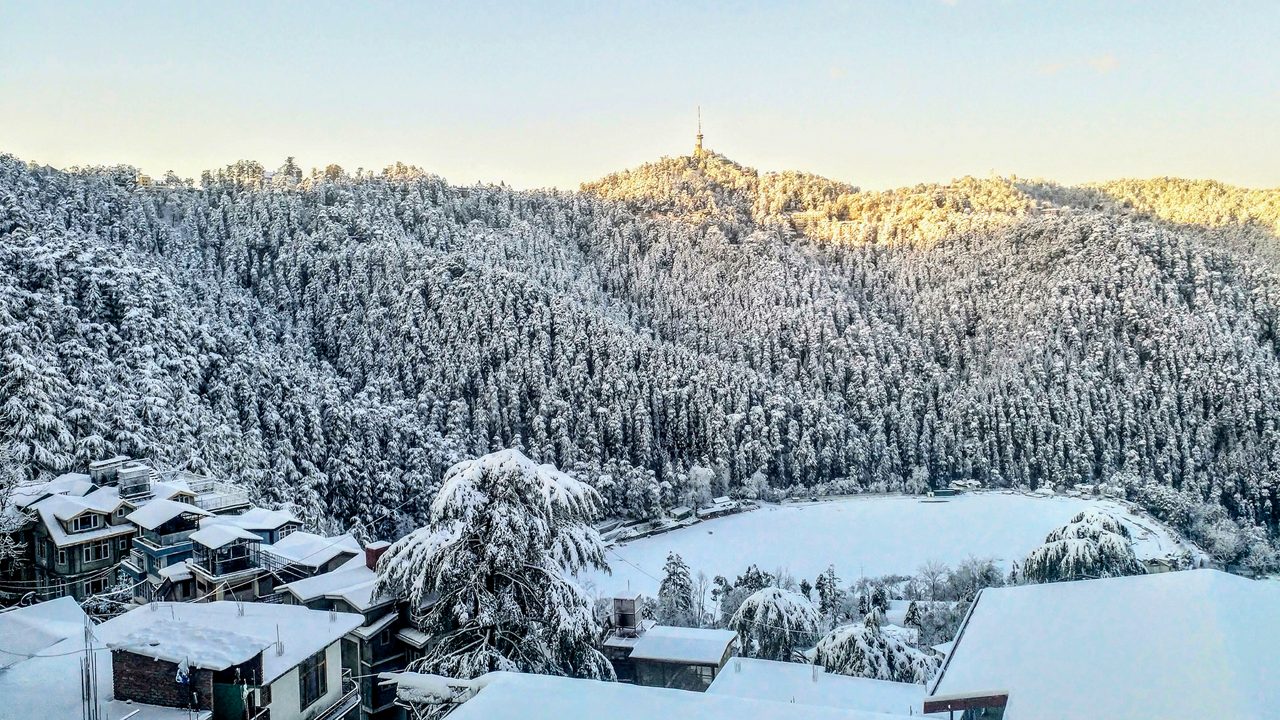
[
  {"xmin": 707, "ymin": 658, "xmax": 931, "ymax": 717},
  {"xmin": 929, "ymin": 569, "xmax": 1280, "ymax": 719},
  {"xmin": 0, "ymin": 596, "xmax": 86, "ymax": 670},
  {"xmin": 422, "ymin": 671, "xmax": 916, "ymax": 720},
  {"xmin": 190, "ymin": 524, "xmax": 260, "ymax": 549},
  {"xmin": 587, "ymin": 493, "xmax": 1189, "ymax": 601},
  {"xmin": 126, "ymin": 497, "xmax": 213, "ymax": 530},
  {"xmin": 629, "ymin": 625, "xmax": 737, "ymax": 665}
]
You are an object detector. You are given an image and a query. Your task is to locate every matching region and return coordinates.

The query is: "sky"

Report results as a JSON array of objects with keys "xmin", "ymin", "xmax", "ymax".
[{"xmin": 2, "ymin": 1, "xmax": 1278, "ymax": 190}]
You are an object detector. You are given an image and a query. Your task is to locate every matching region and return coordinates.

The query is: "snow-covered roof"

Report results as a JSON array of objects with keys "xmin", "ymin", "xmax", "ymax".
[
  {"xmin": 100, "ymin": 601, "xmax": 364, "ymax": 683},
  {"xmin": 928, "ymin": 569, "xmax": 1280, "ymax": 719},
  {"xmin": 31, "ymin": 489, "xmax": 121, "ymax": 521},
  {"xmin": 275, "ymin": 554, "xmax": 394, "ymax": 612},
  {"xmin": 126, "ymin": 498, "xmax": 212, "ymax": 530},
  {"xmin": 628, "ymin": 625, "xmax": 737, "ymax": 665},
  {"xmin": 12, "ymin": 473, "xmax": 93, "ymax": 509},
  {"xmin": 158, "ymin": 560, "xmax": 193, "ymax": 582},
  {"xmin": 149, "ymin": 480, "xmax": 196, "ymax": 502},
  {"xmin": 202, "ymin": 506, "xmax": 301, "ymax": 531},
  {"xmin": 395, "ymin": 627, "xmax": 431, "ymax": 649},
  {"xmin": 406, "ymin": 671, "xmax": 914, "ymax": 720},
  {"xmin": 34, "ymin": 502, "xmax": 137, "ymax": 548},
  {"xmin": 0, "ymin": 596, "xmax": 87, "ymax": 670},
  {"xmin": 707, "ymin": 658, "xmax": 927, "ymax": 717},
  {"xmin": 350, "ymin": 610, "xmax": 399, "ymax": 640},
  {"xmin": 262, "ymin": 531, "xmax": 360, "ymax": 568},
  {"xmin": 0, "ymin": 599, "xmax": 210, "ymax": 720},
  {"xmin": 190, "ymin": 524, "xmax": 261, "ymax": 549}
]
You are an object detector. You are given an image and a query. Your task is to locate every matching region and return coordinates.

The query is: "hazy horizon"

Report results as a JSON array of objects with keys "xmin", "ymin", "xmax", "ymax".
[{"xmin": 3, "ymin": 1, "xmax": 1278, "ymax": 191}]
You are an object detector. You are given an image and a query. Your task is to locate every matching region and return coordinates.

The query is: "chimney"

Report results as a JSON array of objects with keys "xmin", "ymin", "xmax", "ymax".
[{"xmin": 365, "ymin": 541, "xmax": 391, "ymax": 571}]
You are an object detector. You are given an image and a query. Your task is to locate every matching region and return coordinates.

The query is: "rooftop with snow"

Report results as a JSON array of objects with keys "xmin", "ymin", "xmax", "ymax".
[
  {"xmin": 707, "ymin": 658, "xmax": 929, "ymax": 717},
  {"xmin": 388, "ymin": 671, "xmax": 917, "ymax": 720},
  {"xmin": 927, "ymin": 569, "xmax": 1280, "ymax": 719},
  {"xmin": 628, "ymin": 625, "xmax": 738, "ymax": 665}
]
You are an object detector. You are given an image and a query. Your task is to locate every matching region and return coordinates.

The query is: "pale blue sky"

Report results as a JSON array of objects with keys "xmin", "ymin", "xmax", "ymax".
[{"xmin": 2, "ymin": 1, "xmax": 1277, "ymax": 189}]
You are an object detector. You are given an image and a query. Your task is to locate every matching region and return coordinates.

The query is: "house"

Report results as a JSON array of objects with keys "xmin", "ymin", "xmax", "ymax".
[
  {"xmin": 262, "ymin": 531, "xmax": 363, "ymax": 584},
  {"xmin": 706, "ymin": 657, "xmax": 931, "ymax": 717},
  {"xmin": 102, "ymin": 601, "xmax": 364, "ymax": 720},
  {"xmin": 924, "ymin": 569, "xmax": 1280, "ymax": 719},
  {"xmin": 278, "ymin": 541, "xmax": 412, "ymax": 720},
  {"xmin": 601, "ymin": 591, "xmax": 737, "ymax": 692},
  {"xmin": 189, "ymin": 523, "xmax": 269, "ymax": 600},
  {"xmin": 28, "ymin": 484, "xmax": 137, "ymax": 600},
  {"xmin": 203, "ymin": 506, "xmax": 304, "ymax": 544},
  {"xmin": 629, "ymin": 626, "xmax": 739, "ymax": 691},
  {"xmin": 0, "ymin": 597, "xmax": 211, "ymax": 719},
  {"xmin": 383, "ymin": 671, "xmax": 916, "ymax": 720},
  {"xmin": 122, "ymin": 497, "xmax": 215, "ymax": 601}
]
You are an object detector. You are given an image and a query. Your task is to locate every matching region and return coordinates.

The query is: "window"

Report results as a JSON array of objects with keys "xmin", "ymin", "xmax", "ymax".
[
  {"xmin": 115, "ymin": 507, "xmax": 127, "ymax": 519},
  {"xmin": 57, "ymin": 549, "xmax": 66, "ymax": 566},
  {"xmin": 259, "ymin": 684, "xmax": 271, "ymax": 707},
  {"xmin": 379, "ymin": 629, "xmax": 392, "ymax": 646},
  {"xmin": 298, "ymin": 649, "xmax": 327, "ymax": 710},
  {"xmin": 278, "ymin": 525, "xmax": 296, "ymax": 539},
  {"xmin": 81, "ymin": 540, "xmax": 111, "ymax": 564},
  {"xmin": 84, "ymin": 576, "xmax": 108, "ymax": 596},
  {"xmin": 72, "ymin": 514, "xmax": 101, "ymax": 532},
  {"xmin": 118, "ymin": 537, "xmax": 128, "ymax": 552}
]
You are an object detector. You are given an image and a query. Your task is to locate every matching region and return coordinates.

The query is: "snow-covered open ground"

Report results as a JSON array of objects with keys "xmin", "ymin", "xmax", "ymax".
[{"xmin": 582, "ymin": 492, "xmax": 1190, "ymax": 599}]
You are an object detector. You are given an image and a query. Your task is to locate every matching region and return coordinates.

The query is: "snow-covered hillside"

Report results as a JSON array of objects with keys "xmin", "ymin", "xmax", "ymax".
[{"xmin": 585, "ymin": 493, "xmax": 1193, "ymax": 600}]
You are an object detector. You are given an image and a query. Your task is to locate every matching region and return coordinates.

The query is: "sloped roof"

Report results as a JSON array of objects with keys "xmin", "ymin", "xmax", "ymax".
[
  {"xmin": 190, "ymin": 524, "xmax": 261, "ymax": 549},
  {"xmin": 202, "ymin": 507, "xmax": 301, "ymax": 532},
  {"xmin": 263, "ymin": 531, "xmax": 360, "ymax": 568},
  {"xmin": 707, "ymin": 658, "xmax": 925, "ymax": 716},
  {"xmin": 928, "ymin": 569, "xmax": 1280, "ymax": 719},
  {"xmin": 276, "ymin": 554, "xmax": 394, "ymax": 612},
  {"xmin": 629, "ymin": 625, "xmax": 737, "ymax": 665},
  {"xmin": 414, "ymin": 671, "xmax": 915, "ymax": 720},
  {"xmin": 126, "ymin": 498, "xmax": 212, "ymax": 530}
]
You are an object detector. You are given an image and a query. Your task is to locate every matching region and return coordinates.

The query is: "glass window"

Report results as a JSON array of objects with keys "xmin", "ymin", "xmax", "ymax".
[
  {"xmin": 298, "ymin": 649, "xmax": 328, "ymax": 710},
  {"xmin": 57, "ymin": 549, "xmax": 66, "ymax": 566}
]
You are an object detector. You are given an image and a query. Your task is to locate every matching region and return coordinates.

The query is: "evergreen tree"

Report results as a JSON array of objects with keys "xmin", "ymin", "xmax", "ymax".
[
  {"xmin": 657, "ymin": 552, "xmax": 697, "ymax": 627},
  {"xmin": 373, "ymin": 449, "xmax": 614, "ymax": 679},
  {"xmin": 730, "ymin": 587, "xmax": 820, "ymax": 662}
]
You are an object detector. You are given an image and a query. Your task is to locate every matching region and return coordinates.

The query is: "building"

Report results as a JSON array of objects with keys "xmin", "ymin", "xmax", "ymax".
[
  {"xmin": 103, "ymin": 601, "xmax": 365, "ymax": 720},
  {"xmin": 925, "ymin": 569, "xmax": 1280, "ymax": 719},
  {"xmin": 262, "ymin": 531, "xmax": 363, "ymax": 584},
  {"xmin": 602, "ymin": 590, "xmax": 738, "ymax": 692},
  {"xmin": 189, "ymin": 523, "xmax": 268, "ymax": 600},
  {"xmin": 278, "ymin": 541, "xmax": 413, "ymax": 720},
  {"xmin": 707, "ymin": 657, "xmax": 930, "ymax": 717},
  {"xmin": 27, "ymin": 484, "xmax": 137, "ymax": 600},
  {"xmin": 0, "ymin": 596, "xmax": 212, "ymax": 720},
  {"xmin": 203, "ymin": 506, "xmax": 304, "ymax": 544},
  {"xmin": 123, "ymin": 497, "xmax": 216, "ymax": 601},
  {"xmin": 384, "ymin": 671, "xmax": 916, "ymax": 720}
]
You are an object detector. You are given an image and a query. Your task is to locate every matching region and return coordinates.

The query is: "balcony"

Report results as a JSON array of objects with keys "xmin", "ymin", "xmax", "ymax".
[
  {"xmin": 136, "ymin": 528, "xmax": 196, "ymax": 549},
  {"xmin": 312, "ymin": 670, "xmax": 360, "ymax": 720}
]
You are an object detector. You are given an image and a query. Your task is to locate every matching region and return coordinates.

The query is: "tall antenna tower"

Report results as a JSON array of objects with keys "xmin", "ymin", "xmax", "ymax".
[{"xmin": 695, "ymin": 106, "xmax": 705, "ymax": 157}]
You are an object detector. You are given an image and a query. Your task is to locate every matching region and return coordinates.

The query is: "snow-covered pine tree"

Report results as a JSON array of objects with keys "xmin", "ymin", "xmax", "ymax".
[
  {"xmin": 730, "ymin": 587, "xmax": 820, "ymax": 662},
  {"xmin": 813, "ymin": 612, "xmax": 940, "ymax": 684},
  {"xmin": 814, "ymin": 565, "xmax": 845, "ymax": 620},
  {"xmin": 1022, "ymin": 510, "xmax": 1145, "ymax": 583},
  {"xmin": 372, "ymin": 449, "xmax": 614, "ymax": 680},
  {"xmin": 658, "ymin": 552, "xmax": 697, "ymax": 627}
]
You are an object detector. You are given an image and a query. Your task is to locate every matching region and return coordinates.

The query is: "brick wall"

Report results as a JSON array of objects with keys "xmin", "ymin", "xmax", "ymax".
[{"xmin": 112, "ymin": 650, "xmax": 213, "ymax": 710}]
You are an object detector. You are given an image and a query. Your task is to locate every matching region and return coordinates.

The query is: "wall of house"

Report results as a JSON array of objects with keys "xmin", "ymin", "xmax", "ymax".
[
  {"xmin": 266, "ymin": 640, "xmax": 347, "ymax": 720},
  {"xmin": 112, "ymin": 650, "xmax": 214, "ymax": 710}
]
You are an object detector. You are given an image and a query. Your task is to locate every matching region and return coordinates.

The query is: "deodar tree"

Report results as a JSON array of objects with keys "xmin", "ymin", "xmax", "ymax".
[
  {"xmin": 730, "ymin": 587, "xmax": 820, "ymax": 661},
  {"xmin": 814, "ymin": 611, "xmax": 939, "ymax": 684},
  {"xmin": 1022, "ymin": 510, "xmax": 1145, "ymax": 583},
  {"xmin": 373, "ymin": 449, "xmax": 614, "ymax": 680}
]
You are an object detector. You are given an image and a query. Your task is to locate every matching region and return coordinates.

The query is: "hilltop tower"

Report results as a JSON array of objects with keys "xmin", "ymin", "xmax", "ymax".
[{"xmin": 694, "ymin": 106, "xmax": 705, "ymax": 157}]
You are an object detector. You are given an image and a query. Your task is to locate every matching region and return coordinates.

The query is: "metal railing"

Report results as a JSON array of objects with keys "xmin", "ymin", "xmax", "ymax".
[{"xmin": 311, "ymin": 669, "xmax": 360, "ymax": 720}]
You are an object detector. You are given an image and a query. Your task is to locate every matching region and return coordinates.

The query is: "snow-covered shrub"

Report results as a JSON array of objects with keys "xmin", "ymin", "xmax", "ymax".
[{"xmin": 814, "ymin": 613, "xmax": 940, "ymax": 684}]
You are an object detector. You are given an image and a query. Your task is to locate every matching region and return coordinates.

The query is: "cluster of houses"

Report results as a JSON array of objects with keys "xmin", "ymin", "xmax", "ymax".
[
  {"xmin": 3, "ymin": 456, "xmax": 1277, "ymax": 720},
  {"xmin": 1, "ymin": 457, "xmax": 417, "ymax": 720}
]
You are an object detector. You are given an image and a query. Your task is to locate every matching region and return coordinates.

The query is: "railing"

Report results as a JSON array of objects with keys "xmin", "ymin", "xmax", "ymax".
[
  {"xmin": 311, "ymin": 670, "xmax": 360, "ymax": 720},
  {"xmin": 156, "ymin": 470, "xmax": 252, "ymax": 512}
]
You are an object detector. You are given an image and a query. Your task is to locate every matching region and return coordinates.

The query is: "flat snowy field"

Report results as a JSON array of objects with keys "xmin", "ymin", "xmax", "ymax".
[{"xmin": 582, "ymin": 492, "xmax": 1189, "ymax": 599}]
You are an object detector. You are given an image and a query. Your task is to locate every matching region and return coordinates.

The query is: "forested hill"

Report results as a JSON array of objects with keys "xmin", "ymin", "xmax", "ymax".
[{"xmin": 1, "ymin": 152, "xmax": 1279, "ymax": 569}]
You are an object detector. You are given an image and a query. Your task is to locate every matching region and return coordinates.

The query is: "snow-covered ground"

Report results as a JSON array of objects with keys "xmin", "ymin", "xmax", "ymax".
[{"xmin": 582, "ymin": 492, "xmax": 1191, "ymax": 600}]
